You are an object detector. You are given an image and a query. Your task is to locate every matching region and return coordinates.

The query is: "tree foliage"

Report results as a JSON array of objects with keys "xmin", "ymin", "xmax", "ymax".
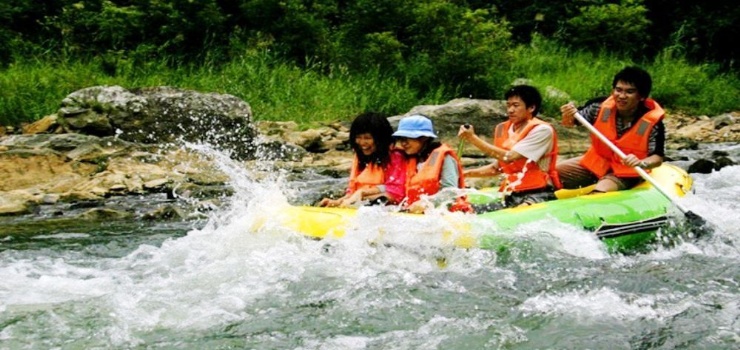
[
  {"xmin": 0, "ymin": 0, "xmax": 737, "ymax": 98},
  {"xmin": 559, "ymin": 0, "xmax": 651, "ymax": 58}
]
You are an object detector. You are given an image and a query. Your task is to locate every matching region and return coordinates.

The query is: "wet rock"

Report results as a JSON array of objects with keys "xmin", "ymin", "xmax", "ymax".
[
  {"xmin": 0, "ymin": 193, "xmax": 29, "ymax": 216},
  {"xmin": 170, "ymin": 183, "xmax": 233, "ymax": 199},
  {"xmin": 69, "ymin": 200, "xmax": 105, "ymax": 210},
  {"xmin": 63, "ymin": 191, "xmax": 103, "ymax": 202},
  {"xmin": 715, "ymin": 156, "xmax": 736, "ymax": 170},
  {"xmin": 108, "ymin": 184, "xmax": 128, "ymax": 194},
  {"xmin": 670, "ymin": 112, "xmax": 739, "ymax": 143},
  {"xmin": 143, "ymin": 178, "xmax": 170, "ymax": 191},
  {"xmin": 196, "ymin": 199, "xmax": 221, "ymax": 212},
  {"xmin": 142, "ymin": 204, "xmax": 188, "ymax": 221},
  {"xmin": 58, "ymin": 85, "xmax": 257, "ymax": 159},
  {"xmin": 287, "ymin": 129, "xmax": 325, "ymax": 152},
  {"xmin": 252, "ymin": 137, "xmax": 308, "ymax": 161},
  {"xmin": 59, "ymin": 108, "xmax": 114, "ymax": 136},
  {"xmin": 129, "ymin": 151, "xmax": 163, "ymax": 164},
  {"xmin": 42, "ymin": 194, "xmax": 60, "ymax": 204},
  {"xmin": 668, "ymin": 137, "xmax": 700, "ymax": 150},
  {"xmin": 76, "ymin": 208, "xmax": 133, "ymax": 220},
  {"xmin": 688, "ymin": 159, "xmax": 716, "ymax": 174},
  {"xmin": 52, "ymin": 134, "xmax": 112, "ymax": 152},
  {"xmin": 688, "ymin": 150, "xmax": 737, "ymax": 173},
  {"xmin": 713, "ymin": 113, "xmax": 735, "ymax": 128},
  {"xmin": 22, "ymin": 115, "xmax": 61, "ymax": 135}
]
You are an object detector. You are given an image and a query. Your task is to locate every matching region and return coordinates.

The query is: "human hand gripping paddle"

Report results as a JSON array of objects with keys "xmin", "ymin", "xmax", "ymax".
[
  {"xmin": 572, "ymin": 112, "xmax": 713, "ymax": 237},
  {"xmin": 457, "ymin": 124, "xmax": 471, "ymax": 156}
]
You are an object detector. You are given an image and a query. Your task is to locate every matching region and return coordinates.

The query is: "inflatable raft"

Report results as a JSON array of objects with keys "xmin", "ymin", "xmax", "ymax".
[{"xmin": 272, "ymin": 164, "xmax": 694, "ymax": 253}]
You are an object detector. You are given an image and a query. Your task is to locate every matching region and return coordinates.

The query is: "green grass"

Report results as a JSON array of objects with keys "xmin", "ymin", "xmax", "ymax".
[
  {"xmin": 0, "ymin": 51, "xmax": 446, "ymax": 128},
  {"xmin": 509, "ymin": 37, "xmax": 740, "ymax": 117},
  {"xmin": 1, "ymin": 41, "xmax": 738, "ymax": 127}
]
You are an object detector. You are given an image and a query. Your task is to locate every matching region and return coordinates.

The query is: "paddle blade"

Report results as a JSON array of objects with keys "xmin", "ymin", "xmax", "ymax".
[{"xmin": 684, "ymin": 210, "xmax": 713, "ymax": 238}]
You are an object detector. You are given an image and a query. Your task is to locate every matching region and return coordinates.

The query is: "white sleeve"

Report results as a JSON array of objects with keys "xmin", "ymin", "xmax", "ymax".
[{"xmin": 511, "ymin": 125, "xmax": 553, "ymax": 161}]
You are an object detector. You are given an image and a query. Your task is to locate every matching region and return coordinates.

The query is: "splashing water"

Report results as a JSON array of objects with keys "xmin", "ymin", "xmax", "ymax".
[{"xmin": 0, "ymin": 143, "xmax": 738, "ymax": 349}]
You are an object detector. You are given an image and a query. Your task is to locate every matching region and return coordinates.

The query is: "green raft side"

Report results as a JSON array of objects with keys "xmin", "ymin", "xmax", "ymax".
[
  {"xmin": 474, "ymin": 186, "xmax": 670, "ymax": 253},
  {"xmin": 474, "ymin": 163, "xmax": 693, "ymax": 253}
]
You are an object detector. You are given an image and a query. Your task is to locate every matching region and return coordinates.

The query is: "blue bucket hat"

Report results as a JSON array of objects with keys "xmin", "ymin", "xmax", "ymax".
[{"xmin": 392, "ymin": 115, "xmax": 437, "ymax": 139}]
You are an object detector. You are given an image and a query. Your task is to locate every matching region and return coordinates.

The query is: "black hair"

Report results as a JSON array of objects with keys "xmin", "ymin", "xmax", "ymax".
[
  {"xmin": 613, "ymin": 66, "xmax": 652, "ymax": 97},
  {"xmin": 349, "ymin": 112, "xmax": 394, "ymax": 170},
  {"xmin": 504, "ymin": 85, "xmax": 543, "ymax": 116},
  {"xmin": 417, "ymin": 139, "xmax": 442, "ymax": 161}
]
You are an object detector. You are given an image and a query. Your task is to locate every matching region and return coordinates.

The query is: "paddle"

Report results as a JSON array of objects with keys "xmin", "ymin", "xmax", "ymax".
[
  {"xmin": 457, "ymin": 124, "xmax": 471, "ymax": 156},
  {"xmin": 572, "ymin": 112, "xmax": 712, "ymax": 236}
]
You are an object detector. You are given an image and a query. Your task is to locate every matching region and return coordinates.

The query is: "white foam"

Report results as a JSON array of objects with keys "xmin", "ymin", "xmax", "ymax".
[{"xmin": 519, "ymin": 287, "xmax": 680, "ymax": 321}]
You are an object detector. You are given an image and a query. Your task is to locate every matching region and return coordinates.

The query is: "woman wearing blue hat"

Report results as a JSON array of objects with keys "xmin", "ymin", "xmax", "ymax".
[{"xmin": 392, "ymin": 115, "xmax": 469, "ymax": 213}]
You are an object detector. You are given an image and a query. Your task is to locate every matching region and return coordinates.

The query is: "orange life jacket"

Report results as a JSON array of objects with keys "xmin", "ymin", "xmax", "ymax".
[
  {"xmin": 493, "ymin": 118, "xmax": 561, "ymax": 192},
  {"xmin": 347, "ymin": 156, "xmax": 385, "ymax": 195},
  {"xmin": 405, "ymin": 144, "xmax": 466, "ymax": 206},
  {"xmin": 580, "ymin": 96, "xmax": 664, "ymax": 178}
]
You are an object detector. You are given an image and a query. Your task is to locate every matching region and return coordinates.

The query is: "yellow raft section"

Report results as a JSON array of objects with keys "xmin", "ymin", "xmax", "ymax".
[
  {"xmin": 263, "ymin": 164, "xmax": 693, "ymax": 249},
  {"xmin": 553, "ymin": 163, "xmax": 693, "ymax": 200}
]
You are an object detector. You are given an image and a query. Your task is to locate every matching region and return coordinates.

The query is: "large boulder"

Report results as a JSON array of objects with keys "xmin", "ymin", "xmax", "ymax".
[
  {"xmin": 389, "ymin": 98, "xmax": 508, "ymax": 142},
  {"xmin": 387, "ymin": 98, "xmax": 591, "ymax": 156},
  {"xmin": 57, "ymin": 86, "xmax": 258, "ymax": 159}
]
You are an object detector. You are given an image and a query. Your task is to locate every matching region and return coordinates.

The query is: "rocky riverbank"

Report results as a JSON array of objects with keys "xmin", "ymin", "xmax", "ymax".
[{"xmin": 1, "ymin": 86, "xmax": 737, "ymax": 221}]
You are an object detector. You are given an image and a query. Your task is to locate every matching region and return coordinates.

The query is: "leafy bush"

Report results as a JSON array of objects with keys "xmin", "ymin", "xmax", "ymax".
[
  {"xmin": 406, "ymin": 4, "xmax": 513, "ymax": 98},
  {"xmin": 559, "ymin": 0, "xmax": 651, "ymax": 58},
  {"xmin": 0, "ymin": 0, "xmax": 737, "ymax": 127}
]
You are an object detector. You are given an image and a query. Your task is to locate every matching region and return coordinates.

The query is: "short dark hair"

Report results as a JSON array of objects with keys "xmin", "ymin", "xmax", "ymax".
[
  {"xmin": 613, "ymin": 66, "xmax": 652, "ymax": 97},
  {"xmin": 504, "ymin": 85, "xmax": 542, "ymax": 116},
  {"xmin": 349, "ymin": 112, "xmax": 394, "ymax": 169}
]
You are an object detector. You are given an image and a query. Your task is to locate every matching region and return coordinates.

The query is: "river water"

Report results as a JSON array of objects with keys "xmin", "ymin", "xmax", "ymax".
[{"xmin": 1, "ymin": 144, "xmax": 738, "ymax": 349}]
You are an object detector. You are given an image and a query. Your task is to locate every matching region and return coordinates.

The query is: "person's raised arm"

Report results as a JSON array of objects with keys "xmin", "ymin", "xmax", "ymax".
[
  {"xmin": 457, "ymin": 124, "xmax": 509, "ymax": 161},
  {"xmin": 463, "ymin": 163, "xmax": 500, "ymax": 178}
]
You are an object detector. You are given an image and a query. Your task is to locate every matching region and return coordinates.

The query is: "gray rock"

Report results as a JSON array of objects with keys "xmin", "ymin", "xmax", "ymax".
[
  {"xmin": 142, "ymin": 204, "xmax": 188, "ymax": 221},
  {"xmin": 57, "ymin": 85, "xmax": 258, "ymax": 159},
  {"xmin": 76, "ymin": 208, "xmax": 133, "ymax": 220},
  {"xmin": 390, "ymin": 98, "xmax": 509, "ymax": 143}
]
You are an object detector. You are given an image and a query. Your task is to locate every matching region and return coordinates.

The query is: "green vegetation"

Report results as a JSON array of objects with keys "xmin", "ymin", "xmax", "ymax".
[
  {"xmin": 1, "ymin": 0, "xmax": 738, "ymax": 127},
  {"xmin": 508, "ymin": 36, "xmax": 740, "ymax": 117},
  {"xmin": 3, "ymin": 40, "xmax": 737, "ymax": 128},
  {"xmin": 0, "ymin": 51, "xmax": 448, "ymax": 127}
]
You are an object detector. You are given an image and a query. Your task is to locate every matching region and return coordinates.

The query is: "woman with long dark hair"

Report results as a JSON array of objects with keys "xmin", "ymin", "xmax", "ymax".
[{"xmin": 318, "ymin": 112, "xmax": 407, "ymax": 207}]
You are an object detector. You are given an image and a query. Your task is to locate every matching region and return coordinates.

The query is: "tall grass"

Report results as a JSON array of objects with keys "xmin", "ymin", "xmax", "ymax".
[
  {"xmin": 1, "ymin": 41, "xmax": 738, "ymax": 127},
  {"xmin": 213, "ymin": 52, "xmax": 447, "ymax": 128},
  {"xmin": 0, "ymin": 59, "xmax": 108, "ymax": 126},
  {"xmin": 0, "ymin": 51, "xmax": 447, "ymax": 127}
]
